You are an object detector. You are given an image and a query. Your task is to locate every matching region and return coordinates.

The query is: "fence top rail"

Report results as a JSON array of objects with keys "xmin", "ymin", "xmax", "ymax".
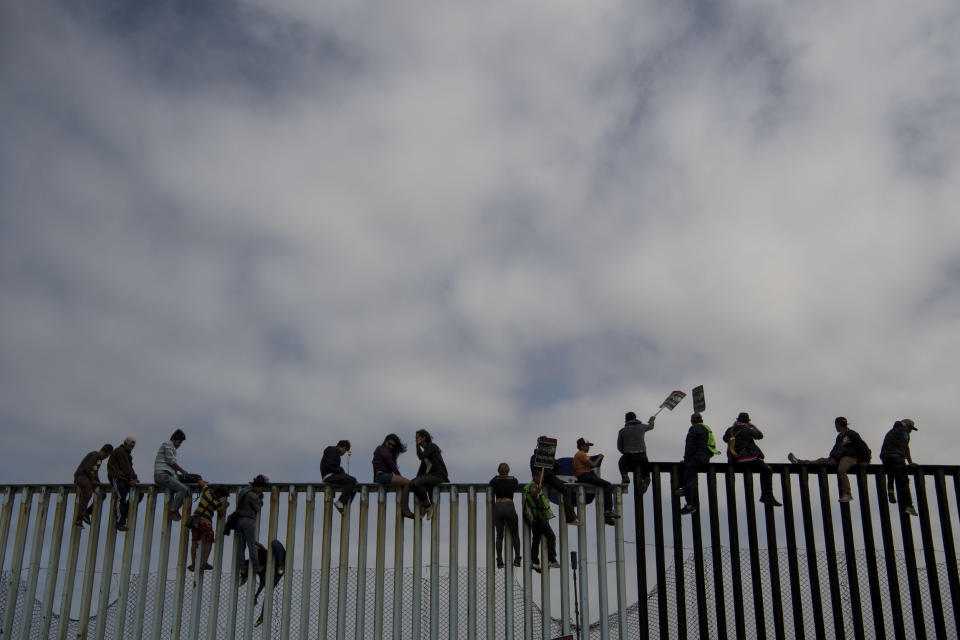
[{"xmin": 2, "ymin": 463, "xmax": 958, "ymax": 494}]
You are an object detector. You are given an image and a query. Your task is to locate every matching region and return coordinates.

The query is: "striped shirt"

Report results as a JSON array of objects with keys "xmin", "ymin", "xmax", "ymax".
[
  {"xmin": 193, "ymin": 486, "xmax": 227, "ymax": 522},
  {"xmin": 154, "ymin": 441, "xmax": 178, "ymax": 477}
]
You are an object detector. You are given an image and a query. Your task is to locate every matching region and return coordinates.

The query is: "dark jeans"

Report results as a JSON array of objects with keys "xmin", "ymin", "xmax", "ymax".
[
  {"xmin": 618, "ymin": 452, "xmax": 649, "ymax": 483},
  {"xmin": 74, "ymin": 474, "xmax": 94, "ymax": 518},
  {"xmin": 682, "ymin": 457, "xmax": 710, "ymax": 506},
  {"xmin": 324, "ymin": 472, "xmax": 357, "ymax": 506},
  {"xmin": 492, "ymin": 502, "xmax": 521, "ymax": 563},
  {"xmin": 237, "ymin": 516, "xmax": 259, "ymax": 574},
  {"xmin": 410, "ymin": 474, "xmax": 444, "ymax": 506},
  {"xmin": 882, "ymin": 455, "xmax": 913, "ymax": 508},
  {"xmin": 538, "ymin": 470, "xmax": 578, "ymax": 522},
  {"xmin": 112, "ymin": 478, "xmax": 131, "ymax": 527},
  {"xmin": 576, "ymin": 471, "xmax": 614, "ymax": 513},
  {"xmin": 529, "ymin": 517, "xmax": 557, "ymax": 563},
  {"xmin": 736, "ymin": 459, "xmax": 776, "ymax": 499}
]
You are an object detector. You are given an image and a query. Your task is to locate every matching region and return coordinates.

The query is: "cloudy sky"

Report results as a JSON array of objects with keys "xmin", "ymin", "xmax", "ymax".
[{"xmin": 2, "ymin": 0, "xmax": 959, "ymax": 485}]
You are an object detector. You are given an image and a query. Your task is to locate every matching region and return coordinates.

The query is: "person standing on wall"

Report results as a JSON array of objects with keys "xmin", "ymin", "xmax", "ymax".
[
  {"xmin": 154, "ymin": 428, "xmax": 192, "ymax": 521},
  {"xmin": 236, "ymin": 474, "xmax": 268, "ymax": 586},
  {"xmin": 880, "ymin": 419, "xmax": 919, "ymax": 516},
  {"xmin": 489, "ymin": 463, "xmax": 522, "ymax": 569},
  {"xmin": 107, "ymin": 437, "xmax": 138, "ymax": 531},
  {"xmin": 73, "ymin": 444, "xmax": 113, "ymax": 527}
]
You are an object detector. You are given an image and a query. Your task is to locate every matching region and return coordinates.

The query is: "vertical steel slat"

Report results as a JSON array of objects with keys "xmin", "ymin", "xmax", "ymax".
[
  {"xmin": 614, "ymin": 487, "xmax": 628, "ymax": 640},
  {"xmin": 742, "ymin": 475, "xmax": 766, "ymax": 639},
  {"xmin": 652, "ymin": 466, "xmax": 669, "ymax": 639},
  {"xmin": 798, "ymin": 469, "xmax": 825, "ymax": 640},
  {"xmin": 187, "ymin": 536, "xmax": 208, "ymax": 640},
  {"xmin": 55, "ymin": 497, "xmax": 84, "ymax": 640},
  {"xmin": 317, "ymin": 487, "xmax": 334, "ymax": 639},
  {"xmin": 671, "ymin": 465, "xmax": 686, "ymax": 640},
  {"xmin": 299, "ymin": 486, "xmax": 316, "ymax": 639},
  {"xmin": 485, "ymin": 487, "xmax": 495, "ymax": 640},
  {"xmin": 839, "ymin": 499, "xmax": 865, "ymax": 640},
  {"xmin": 467, "ymin": 486, "xmax": 478, "ymax": 640},
  {"xmin": 38, "ymin": 488, "xmax": 67, "ymax": 640},
  {"xmin": 577, "ymin": 486, "xmax": 590, "ymax": 640},
  {"xmin": 262, "ymin": 487, "xmax": 280, "ymax": 639},
  {"xmin": 224, "ymin": 488, "xmax": 243, "ymax": 640},
  {"xmin": 540, "ymin": 533, "xmax": 551, "ymax": 640},
  {"xmin": 92, "ymin": 492, "xmax": 119, "ymax": 640},
  {"xmin": 392, "ymin": 488, "xmax": 406, "ymax": 640},
  {"xmin": 373, "ymin": 487, "xmax": 386, "ymax": 640},
  {"xmin": 132, "ymin": 488, "xmax": 158, "ymax": 640},
  {"xmin": 150, "ymin": 498, "xmax": 175, "ymax": 640},
  {"xmin": 817, "ymin": 469, "xmax": 846, "ymax": 640},
  {"xmin": 516, "ymin": 503, "xmax": 527, "ymax": 640},
  {"xmin": 856, "ymin": 469, "xmax": 886, "ymax": 640},
  {"xmin": 429, "ymin": 487, "xmax": 441, "ymax": 640},
  {"xmin": 2, "ymin": 487, "xmax": 34, "ymax": 638},
  {"xmin": 114, "ymin": 484, "xmax": 142, "ymax": 640},
  {"xmin": 724, "ymin": 467, "xmax": 746, "ymax": 640},
  {"xmin": 171, "ymin": 498, "xmax": 194, "ymax": 640},
  {"xmin": 354, "ymin": 486, "xmax": 369, "ymax": 640},
  {"xmin": 449, "ymin": 486, "xmax": 459, "ymax": 640},
  {"xmin": 913, "ymin": 469, "xmax": 947, "ymax": 639},
  {"xmin": 20, "ymin": 489, "xmax": 51, "ymax": 640},
  {"xmin": 0, "ymin": 488, "xmax": 15, "ymax": 570},
  {"xmin": 632, "ymin": 469, "xmax": 649, "ymax": 640},
  {"xmin": 412, "ymin": 492, "xmax": 424, "ymax": 640},
  {"xmin": 557, "ymin": 484, "xmax": 570, "ymax": 638},
  {"xmin": 761, "ymin": 473, "xmax": 784, "ymax": 640},
  {"xmin": 779, "ymin": 471, "xmax": 805, "ymax": 640},
  {"xmin": 336, "ymin": 490, "xmax": 351, "ymax": 639},
  {"xmin": 75, "ymin": 486, "xmax": 103, "ymax": 640},
  {"xmin": 707, "ymin": 469, "xmax": 728, "ymax": 640},
  {"xmin": 689, "ymin": 479, "xmax": 708, "ymax": 640},
  {"xmin": 934, "ymin": 470, "xmax": 960, "ymax": 639},
  {"xmin": 241, "ymin": 510, "xmax": 260, "ymax": 640},
  {"xmin": 594, "ymin": 486, "xmax": 610, "ymax": 640},
  {"xmin": 279, "ymin": 486, "xmax": 299, "ymax": 640},
  {"xmin": 895, "ymin": 475, "xmax": 926, "ymax": 640},
  {"xmin": 873, "ymin": 473, "xmax": 906, "ymax": 640}
]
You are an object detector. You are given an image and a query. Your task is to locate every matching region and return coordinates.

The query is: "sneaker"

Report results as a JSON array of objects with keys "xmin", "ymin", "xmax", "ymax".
[
  {"xmin": 496, "ymin": 560, "xmax": 505, "ymax": 569},
  {"xmin": 888, "ymin": 491, "xmax": 897, "ymax": 504},
  {"xmin": 566, "ymin": 518, "xmax": 581, "ymax": 526},
  {"xmin": 74, "ymin": 518, "xmax": 85, "ymax": 528},
  {"xmin": 334, "ymin": 501, "xmax": 345, "ymax": 516},
  {"xmin": 838, "ymin": 493, "xmax": 853, "ymax": 503},
  {"xmin": 188, "ymin": 564, "xmax": 195, "ymax": 572},
  {"xmin": 116, "ymin": 523, "xmax": 128, "ymax": 532},
  {"xmin": 513, "ymin": 558, "xmax": 521, "ymax": 568},
  {"xmin": 674, "ymin": 487, "xmax": 685, "ymax": 497},
  {"xmin": 169, "ymin": 511, "xmax": 181, "ymax": 521},
  {"xmin": 903, "ymin": 505, "xmax": 918, "ymax": 516},
  {"xmin": 760, "ymin": 496, "xmax": 783, "ymax": 507},
  {"xmin": 680, "ymin": 504, "xmax": 697, "ymax": 515},
  {"xmin": 238, "ymin": 573, "xmax": 248, "ymax": 587},
  {"xmin": 201, "ymin": 563, "xmax": 213, "ymax": 571},
  {"xmin": 640, "ymin": 478, "xmax": 651, "ymax": 494},
  {"xmin": 604, "ymin": 510, "xmax": 621, "ymax": 519},
  {"xmin": 424, "ymin": 503, "xmax": 435, "ymax": 521},
  {"xmin": 620, "ymin": 475, "xmax": 630, "ymax": 485},
  {"xmin": 788, "ymin": 453, "xmax": 800, "ymax": 465},
  {"xmin": 548, "ymin": 560, "xmax": 560, "ymax": 569},
  {"xmin": 531, "ymin": 561, "xmax": 542, "ymax": 573},
  {"xmin": 605, "ymin": 517, "xmax": 617, "ymax": 526}
]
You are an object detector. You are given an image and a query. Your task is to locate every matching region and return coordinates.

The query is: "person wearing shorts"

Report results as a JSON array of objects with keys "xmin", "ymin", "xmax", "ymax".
[
  {"xmin": 189, "ymin": 483, "xmax": 229, "ymax": 571},
  {"xmin": 372, "ymin": 434, "xmax": 414, "ymax": 518}
]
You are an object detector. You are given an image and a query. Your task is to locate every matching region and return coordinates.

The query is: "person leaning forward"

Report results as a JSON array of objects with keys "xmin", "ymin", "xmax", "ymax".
[
  {"xmin": 321, "ymin": 440, "xmax": 357, "ymax": 516},
  {"xmin": 788, "ymin": 416, "xmax": 871, "ymax": 504},
  {"xmin": 529, "ymin": 442, "xmax": 580, "ymax": 525},
  {"xmin": 618, "ymin": 411, "xmax": 655, "ymax": 492},
  {"xmin": 189, "ymin": 482, "xmax": 229, "ymax": 571},
  {"xmin": 880, "ymin": 419, "xmax": 919, "ymax": 516},
  {"xmin": 107, "ymin": 437, "xmax": 139, "ymax": 531},
  {"xmin": 154, "ymin": 428, "xmax": 191, "ymax": 521},
  {"xmin": 74, "ymin": 444, "xmax": 113, "ymax": 527},
  {"xmin": 236, "ymin": 474, "xmax": 268, "ymax": 586}
]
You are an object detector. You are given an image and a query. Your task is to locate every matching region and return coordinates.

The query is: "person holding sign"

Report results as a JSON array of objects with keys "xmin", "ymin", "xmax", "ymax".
[
  {"xmin": 522, "ymin": 481, "xmax": 560, "ymax": 572},
  {"xmin": 618, "ymin": 411, "xmax": 655, "ymax": 492},
  {"xmin": 573, "ymin": 437, "xmax": 619, "ymax": 525},
  {"xmin": 679, "ymin": 413, "xmax": 719, "ymax": 515},
  {"xmin": 529, "ymin": 439, "xmax": 581, "ymax": 526},
  {"xmin": 722, "ymin": 412, "xmax": 782, "ymax": 507}
]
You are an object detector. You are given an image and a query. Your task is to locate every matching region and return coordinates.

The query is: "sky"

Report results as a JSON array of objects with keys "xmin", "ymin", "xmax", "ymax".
[{"xmin": 2, "ymin": 0, "xmax": 959, "ymax": 485}]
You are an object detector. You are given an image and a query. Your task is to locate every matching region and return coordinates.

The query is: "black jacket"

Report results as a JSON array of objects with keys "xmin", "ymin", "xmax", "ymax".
[
  {"xmin": 416, "ymin": 442, "xmax": 449, "ymax": 481},
  {"xmin": 722, "ymin": 421, "xmax": 765, "ymax": 461},
  {"xmin": 684, "ymin": 423, "xmax": 715, "ymax": 462},
  {"xmin": 880, "ymin": 427, "xmax": 912, "ymax": 461},
  {"xmin": 829, "ymin": 429, "xmax": 871, "ymax": 462},
  {"xmin": 320, "ymin": 446, "xmax": 346, "ymax": 477}
]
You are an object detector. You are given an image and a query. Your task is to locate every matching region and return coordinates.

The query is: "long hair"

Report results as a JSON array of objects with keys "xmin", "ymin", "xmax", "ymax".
[
  {"xmin": 415, "ymin": 429, "xmax": 433, "ymax": 444},
  {"xmin": 384, "ymin": 433, "xmax": 407, "ymax": 458}
]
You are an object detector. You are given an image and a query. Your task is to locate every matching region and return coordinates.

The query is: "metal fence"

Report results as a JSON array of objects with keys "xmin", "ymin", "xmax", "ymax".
[{"xmin": 0, "ymin": 463, "xmax": 958, "ymax": 639}]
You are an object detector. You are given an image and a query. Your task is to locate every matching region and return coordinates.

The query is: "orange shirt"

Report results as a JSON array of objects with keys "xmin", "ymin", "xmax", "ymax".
[{"xmin": 573, "ymin": 450, "xmax": 593, "ymax": 476}]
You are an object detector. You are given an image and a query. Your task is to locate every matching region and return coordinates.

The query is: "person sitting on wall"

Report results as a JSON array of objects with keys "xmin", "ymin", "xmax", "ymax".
[
  {"xmin": 73, "ymin": 444, "xmax": 114, "ymax": 528},
  {"xmin": 321, "ymin": 439, "xmax": 357, "ymax": 515},
  {"xmin": 372, "ymin": 434, "xmax": 415, "ymax": 519},
  {"xmin": 788, "ymin": 416, "xmax": 871, "ymax": 504},
  {"xmin": 188, "ymin": 482, "xmax": 229, "ymax": 571},
  {"xmin": 410, "ymin": 429, "xmax": 449, "ymax": 520},
  {"xmin": 573, "ymin": 437, "xmax": 619, "ymax": 525}
]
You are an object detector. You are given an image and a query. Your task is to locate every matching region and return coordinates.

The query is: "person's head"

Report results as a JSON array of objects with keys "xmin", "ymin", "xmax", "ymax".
[
  {"xmin": 498, "ymin": 462, "xmax": 510, "ymax": 476},
  {"xmin": 415, "ymin": 429, "xmax": 432, "ymax": 445},
  {"xmin": 691, "ymin": 413, "xmax": 703, "ymax": 425},
  {"xmin": 123, "ymin": 436, "xmax": 136, "ymax": 450},
  {"xmin": 212, "ymin": 485, "xmax": 229, "ymax": 498},
  {"xmin": 899, "ymin": 418, "xmax": 918, "ymax": 432},
  {"xmin": 336, "ymin": 440, "xmax": 351, "ymax": 455},
  {"xmin": 576, "ymin": 437, "xmax": 593, "ymax": 452},
  {"xmin": 99, "ymin": 444, "xmax": 114, "ymax": 458},
  {"xmin": 737, "ymin": 412, "xmax": 750, "ymax": 423},
  {"xmin": 251, "ymin": 474, "xmax": 269, "ymax": 493},
  {"xmin": 834, "ymin": 416, "xmax": 849, "ymax": 432},
  {"xmin": 171, "ymin": 428, "xmax": 186, "ymax": 448},
  {"xmin": 625, "ymin": 411, "xmax": 637, "ymax": 423},
  {"xmin": 529, "ymin": 484, "xmax": 541, "ymax": 498},
  {"xmin": 384, "ymin": 433, "xmax": 407, "ymax": 455}
]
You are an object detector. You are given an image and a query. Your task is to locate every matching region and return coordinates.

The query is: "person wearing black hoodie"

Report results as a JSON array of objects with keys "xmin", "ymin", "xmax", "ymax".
[
  {"xmin": 680, "ymin": 414, "xmax": 718, "ymax": 515},
  {"xmin": 618, "ymin": 411, "xmax": 655, "ymax": 492},
  {"xmin": 722, "ymin": 412, "xmax": 782, "ymax": 507},
  {"xmin": 880, "ymin": 419, "xmax": 918, "ymax": 516},
  {"xmin": 320, "ymin": 440, "xmax": 357, "ymax": 515},
  {"xmin": 788, "ymin": 416, "xmax": 871, "ymax": 503},
  {"xmin": 410, "ymin": 429, "xmax": 448, "ymax": 519}
]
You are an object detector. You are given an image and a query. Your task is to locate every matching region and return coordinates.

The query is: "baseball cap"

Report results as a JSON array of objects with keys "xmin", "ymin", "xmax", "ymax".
[{"xmin": 576, "ymin": 437, "xmax": 593, "ymax": 448}]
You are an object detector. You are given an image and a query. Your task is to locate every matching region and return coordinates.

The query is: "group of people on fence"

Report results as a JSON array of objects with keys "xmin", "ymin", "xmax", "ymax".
[{"xmin": 72, "ymin": 411, "xmax": 920, "ymax": 582}]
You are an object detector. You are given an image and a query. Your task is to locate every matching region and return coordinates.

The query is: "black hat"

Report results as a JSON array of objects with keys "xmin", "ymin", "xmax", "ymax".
[
  {"xmin": 252, "ymin": 474, "xmax": 270, "ymax": 488},
  {"xmin": 576, "ymin": 437, "xmax": 593, "ymax": 448},
  {"xmin": 737, "ymin": 412, "xmax": 750, "ymax": 423},
  {"xmin": 691, "ymin": 413, "xmax": 703, "ymax": 424},
  {"xmin": 625, "ymin": 411, "xmax": 637, "ymax": 422}
]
